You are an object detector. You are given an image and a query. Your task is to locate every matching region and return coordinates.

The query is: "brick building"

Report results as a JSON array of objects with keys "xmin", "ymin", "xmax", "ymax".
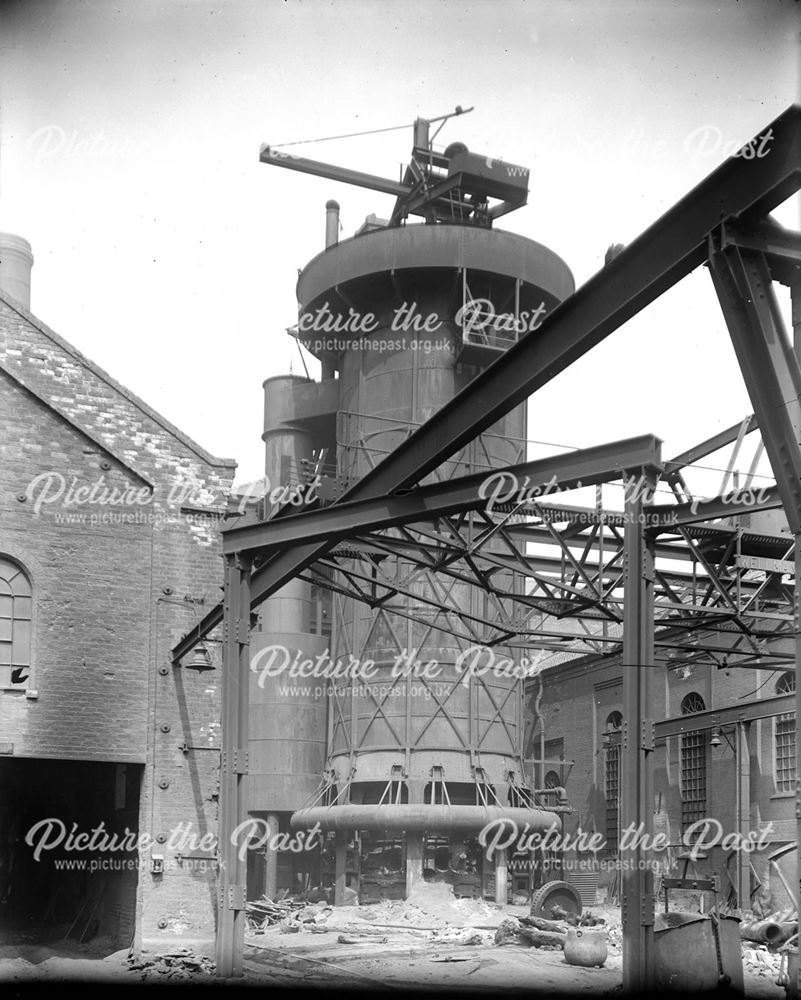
[
  {"xmin": 531, "ymin": 604, "xmax": 797, "ymax": 910},
  {"xmin": 0, "ymin": 234, "xmax": 236, "ymax": 951}
]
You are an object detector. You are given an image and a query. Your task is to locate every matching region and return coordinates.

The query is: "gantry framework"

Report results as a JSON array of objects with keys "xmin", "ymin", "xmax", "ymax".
[
  {"xmin": 172, "ymin": 106, "xmax": 801, "ymax": 988},
  {"xmin": 219, "ymin": 427, "xmax": 792, "ymax": 669}
]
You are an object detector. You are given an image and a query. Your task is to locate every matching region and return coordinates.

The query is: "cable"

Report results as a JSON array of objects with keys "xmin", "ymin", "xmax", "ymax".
[
  {"xmin": 272, "ymin": 121, "xmax": 414, "ymax": 148},
  {"xmin": 737, "ymin": 669, "xmax": 781, "ymax": 700}
]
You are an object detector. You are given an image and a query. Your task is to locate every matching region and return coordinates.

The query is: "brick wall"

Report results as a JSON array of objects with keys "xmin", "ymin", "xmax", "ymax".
[
  {"xmin": 0, "ymin": 291, "xmax": 236, "ymax": 949},
  {"xmin": 535, "ymin": 655, "xmax": 796, "ymax": 909}
]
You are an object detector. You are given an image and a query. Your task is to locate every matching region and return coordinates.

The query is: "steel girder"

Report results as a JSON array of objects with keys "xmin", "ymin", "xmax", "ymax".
[
  {"xmin": 203, "ymin": 108, "xmax": 801, "ymax": 988},
  {"xmin": 268, "ymin": 463, "xmax": 793, "ymax": 667},
  {"xmin": 172, "ymin": 105, "xmax": 801, "ymax": 664},
  {"xmin": 655, "ymin": 691, "xmax": 795, "ymax": 740},
  {"xmin": 220, "ymin": 434, "xmax": 661, "ymax": 557},
  {"xmin": 708, "ymin": 238, "xmax": 801, "ymax": 533}
]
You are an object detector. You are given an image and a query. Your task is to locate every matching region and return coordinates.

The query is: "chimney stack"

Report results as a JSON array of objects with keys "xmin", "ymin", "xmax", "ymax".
[
  {"xmin": 325, "ymin": 200, "xmax": 340, "ymax": 249},
  {"xmin": 0, "ymin": 233, "xmax": 33, "ymax": 310}
]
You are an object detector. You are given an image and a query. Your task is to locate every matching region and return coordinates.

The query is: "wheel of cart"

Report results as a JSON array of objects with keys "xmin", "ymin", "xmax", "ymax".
[{"xmin": 529, "ymin": 880, "xmax": 582, "ymax": 920}]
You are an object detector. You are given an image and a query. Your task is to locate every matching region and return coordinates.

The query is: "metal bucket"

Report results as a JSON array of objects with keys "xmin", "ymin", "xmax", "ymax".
[{"xmin": 654, "ymin": 912, "xmax": 744, "ymax": 993}]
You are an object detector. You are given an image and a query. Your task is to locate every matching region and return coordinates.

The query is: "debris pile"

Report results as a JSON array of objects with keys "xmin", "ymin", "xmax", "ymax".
[
  {"xmin": 325, "ymin": 882, "xmax": 501, "ymax": 930},
  {"xmin": 494, "ymin": 911, "xmax": 608, "ymax": 951},
  {"xmin": 126, "ymin": 948, "xmax": 215, "ymax": 981},
  {"xmin": 246, "ymin": 896, "xmax": 309, "ymax": 931},
  {"xmin": 429, "ymin": 926, "xmax": 493, "ymax": 947},
  {"xmin": 738, "ymin": 905, "xmax": 797, "ymax": 981},
  {"xmin": 604, "ymin": 922, "xmax": 623, "ymax": 955},
  {"xmin": 742, "ymin": 946, "xmax": 782, "ymax": 979},
  {"xmin": 495, "ymin": 917, "xmax": 563, "ymax": 950}
]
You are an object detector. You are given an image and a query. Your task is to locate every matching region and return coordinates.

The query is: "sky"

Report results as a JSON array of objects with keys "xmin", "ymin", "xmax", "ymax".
[{"xmin": 0, "ymin": 0, "xmax": 799, "ymax": 490}]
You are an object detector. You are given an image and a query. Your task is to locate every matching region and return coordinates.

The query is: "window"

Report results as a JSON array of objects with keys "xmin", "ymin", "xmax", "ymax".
[
  {"xmin": 0, "ymin": 557, "xmax": 32, "ymax": 689},
  {"xmin": 543, "ymin": 738, "xmax": 564, "ymax": 787},
  {"xmin": 604, "ymin": 711, "xmax": 623, "ymax": 855},
  {"xmin": 680, "ymin": 692, "xmax": 706, "ymax": 832},
  {"xmin": 775, "ymin": 672, "xmax": 796, "ymax": 793}
]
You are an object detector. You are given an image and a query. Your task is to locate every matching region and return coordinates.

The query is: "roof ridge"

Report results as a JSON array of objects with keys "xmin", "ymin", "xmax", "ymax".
[
  {"xmin": 0, "ymin": 362, "xmax": 153, "ymax": 487},
  {"xmin": 0, "ymin": 289, "xmax": 237, "ymax": 470}
]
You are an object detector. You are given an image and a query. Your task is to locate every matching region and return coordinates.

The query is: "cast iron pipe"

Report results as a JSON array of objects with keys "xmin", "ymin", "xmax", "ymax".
[
  {"xmin": 289, "ymin": 803, "xmax": 562, "ymax": 833},
  {"xmin": 740, "ymin": 919, "xmax": 791, "ymax": 945}
]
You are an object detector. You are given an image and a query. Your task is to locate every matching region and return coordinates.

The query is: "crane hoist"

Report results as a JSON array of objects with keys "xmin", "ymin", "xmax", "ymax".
[{"xmin": 260, "ymin": 106, "xmax": 530, "ymax": 228}]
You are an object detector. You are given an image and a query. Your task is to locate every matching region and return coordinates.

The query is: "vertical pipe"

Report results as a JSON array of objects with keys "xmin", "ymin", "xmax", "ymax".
[
  {"xmin": 406, "ymin": 833, "xmax": 424, "ymax": 897},
  {"xmin": 494, "ymin": 849, "xmax": 508, "ymax": 907},
  {"xmin": 216, "ymin": 554, "xmax": 251, "ymax": 978},
  {"xmin": 334, "ymin": 830, "xmax": 347, "ymax": 905},
  {"xmin": 621, "ymin": 475, "xmax": 655, "ymax": 991},
  {"xmin": 413, "ymin": 118, "xmax": 430, "ymax": 149},
  {"xmin": 325, "ymin": 200, "xmax": 340, "ymax": 249},
  {"xmin": 264, "ymin": 813, "xmax": 280, "ymax": 900}
]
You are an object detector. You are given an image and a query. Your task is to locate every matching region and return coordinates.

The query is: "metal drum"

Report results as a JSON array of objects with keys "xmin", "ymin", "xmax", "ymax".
[{"xmin": 654, "ymin": 912, "xmax": 744, "ymax": 993}]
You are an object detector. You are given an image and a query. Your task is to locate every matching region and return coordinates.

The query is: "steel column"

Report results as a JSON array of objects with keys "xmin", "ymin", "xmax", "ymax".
[
  {"xmin": 620, "ymin": 475, "xmax": 656, "ymax": 991},
  {"xmin": 735, "ymin": 722, "xmax": 751, "ymax": 910},
  {"xmin": 709, "ymin": 237, "xmax": 801, "ymax": 995},
  {"xmin": 334, "ymin": 831, "xmax": 347, "ymax": 905},
  {"xmin": 708, "ymin": 245, "xmax": 801, "ymax": 532},
  {"xmin": 216, "ymin": 554, "xmax": 251, "ymax": 978}
]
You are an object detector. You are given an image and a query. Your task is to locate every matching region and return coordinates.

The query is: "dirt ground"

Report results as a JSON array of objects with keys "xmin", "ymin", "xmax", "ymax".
[{"xmin": 0, "ymin": 886, "xmax": 790, "ymax": 995}]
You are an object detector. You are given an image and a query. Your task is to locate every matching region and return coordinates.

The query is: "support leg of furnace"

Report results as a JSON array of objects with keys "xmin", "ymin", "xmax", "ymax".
[
  {"xmin": 406, "ymin": 832, "xmax": 424, "ymax": 898},
  {"xmin": 495, "ymin": 849, "xmax": 508, "ymax": 907},
  {"xmin": 334, "ymin": 830, "xmax": 347, "ymax": 905},
  {"xmin": 263, "ymin": 813, "xmax": 280, "ymax": 900}
]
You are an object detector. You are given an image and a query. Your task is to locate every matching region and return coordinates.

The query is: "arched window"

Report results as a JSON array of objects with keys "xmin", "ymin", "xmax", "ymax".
[
  {"xmin": 775, "ymin": 673, "xmax": 796, "ymax": 793},
  {"xmin": 604, "ymin": 711, "xmax": 623, "ymax": 855},
  {"xmin": 544, "ymin": 770, "xmax": 561, "ymax": 790},
  {"xmin": 0, "ymin": 557, "xmax": 32, "ymax": 688},
  {"xmin": 680, "ymin": 692, "xmax": 706, "ymax": 832}
]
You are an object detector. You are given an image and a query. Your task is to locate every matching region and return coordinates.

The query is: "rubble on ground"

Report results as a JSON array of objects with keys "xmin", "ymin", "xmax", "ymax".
[
  {"xmin": 742, "ymin": 945, "xmax": 782, "ymax": 979},
  {"xmin": 126, "ymin": 947, "xmax": 215, "ymax": 981},
  {"xmin": 246, "ymin": 894, "xmax": 309, "ymax": 929},
  {"xmin": 245, "ymin": 884, "xmax": 626, "ymax": 964},
  {"xmin": 737, "ymin": 905, "xmax": 797, "ymax": 981}
]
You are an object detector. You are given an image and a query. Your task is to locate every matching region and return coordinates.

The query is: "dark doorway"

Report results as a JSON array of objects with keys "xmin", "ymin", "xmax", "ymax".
[{"xmin": 0, "ymin": 757, "xmax": 143, "ymax": 951}]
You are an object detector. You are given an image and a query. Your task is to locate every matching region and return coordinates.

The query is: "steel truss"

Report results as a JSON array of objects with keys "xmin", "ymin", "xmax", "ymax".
[{"xmin": 185, "ymin": 107, "xmax": 801, "ymax": 986}]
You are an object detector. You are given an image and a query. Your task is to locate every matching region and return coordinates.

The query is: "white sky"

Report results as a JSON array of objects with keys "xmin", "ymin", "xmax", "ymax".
[{"xmin": 1, "ymin": 0, "xmax": 799, "ymax": 488}]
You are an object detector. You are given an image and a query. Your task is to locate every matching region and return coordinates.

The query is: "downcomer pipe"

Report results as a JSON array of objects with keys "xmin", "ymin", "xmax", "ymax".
[{"xmin": 290, "ymin": 803, "xmax": 562, "ymax": 834}]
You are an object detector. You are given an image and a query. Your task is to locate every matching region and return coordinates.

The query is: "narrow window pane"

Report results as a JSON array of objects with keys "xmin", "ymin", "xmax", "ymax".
[
  {"xmin": 12, "ymin": 619, "xmax": 30, "ymax": 665},
  {"xmin": 14, "ymin": 596, "xmax": 31, "ymax": 620}
]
